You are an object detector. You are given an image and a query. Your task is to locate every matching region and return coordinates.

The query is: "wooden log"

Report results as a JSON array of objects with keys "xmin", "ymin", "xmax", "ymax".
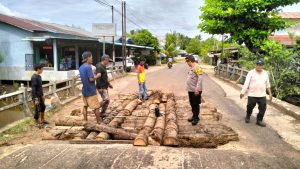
[
  {"xmin": 70, "ymin": 109, "xmax": 81, "ymax": 116},
  {"xmin": 133, "ymin": 104, "xmax": 158, "ymax": 146},
  {"xmin": 124, "ymin": 99, "xmax": 142, "ymax": 115},
  {"xmin": 149, "ymin": 103, "xmax": 166, "ymax": 145},
  {"xmin": 84, "ymin": 122, "xmax": 137, "ymax": 140},
  {"xmin": 86, "ymin": 131, "xmax": 99, "ymax": 140},
  {"xmin": 42, "ymin": 129, "xmax": 66, "ymax": 140},
  {"xmin": 161, "ymin": 93, "xmax": 168, "ymax": 103},
  {"xmin": 54, "ymin": 116, "xmax": 93, "ymax": 126},
  {"xmin": 95, "ymin": 132, "xmax": 110, "ymax": 140},
  {"xmin": 116, "ymin": 100, "xmax": 131, "ymax": 111},
  {"xmin": 163, "ymin": 96, "xmax": 179, "ymax": 146}
]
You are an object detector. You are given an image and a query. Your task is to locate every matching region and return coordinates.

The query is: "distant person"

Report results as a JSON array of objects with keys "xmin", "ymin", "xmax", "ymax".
[
  {"xmin": 31, "ymin": 64, "xmax": 48, "ymax": 128},
  {"xmin": 185, "ymin": 55, "xmax": 203, "ymax": 126},
  {"xmin": 240, "ymin": 59, "xmax": 272, "ymax": 127},
  {"xmin": 96, "ymin": 55, "xmax": 113, "ymax": 115},
  {"xmin": 137, "ymin": 58, "xmax": 148, "ymax": 100},
  {"xmin": 168, "ymin": 57, "xmax": 173, "ymax": 63},
  {"xmin": 79, "ymin": 51, "xmax": 102, "ymax": 124}
]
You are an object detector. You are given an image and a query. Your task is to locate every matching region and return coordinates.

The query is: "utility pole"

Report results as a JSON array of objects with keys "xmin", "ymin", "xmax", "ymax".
[
  {"xmin": 121, "ymin": 1, "xmax": 125, "ymax": 69},
  {"xmin": 112, "ymin": 5, "xmax": 115, "ymax": 66},
  {"xmin": 124, "ymin": 1, "xmax": 127, "ymax": 70}
]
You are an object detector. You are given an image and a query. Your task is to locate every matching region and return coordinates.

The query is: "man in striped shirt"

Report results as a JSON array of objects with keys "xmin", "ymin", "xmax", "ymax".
[{"xmin": 240, "ymin": 59, "xmax": 272, "ymax": 127}]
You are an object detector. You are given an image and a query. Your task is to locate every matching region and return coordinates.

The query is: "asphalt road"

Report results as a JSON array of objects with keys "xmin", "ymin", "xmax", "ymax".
[{"xmin": 0, "ymin": 63, "xmax": 299, "ymax": 169}]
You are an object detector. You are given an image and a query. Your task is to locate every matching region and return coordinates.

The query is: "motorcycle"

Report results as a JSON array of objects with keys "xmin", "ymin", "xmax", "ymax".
[{"xmin": 167, "ymin": 62, "xmax": 172, "ymax": 69}]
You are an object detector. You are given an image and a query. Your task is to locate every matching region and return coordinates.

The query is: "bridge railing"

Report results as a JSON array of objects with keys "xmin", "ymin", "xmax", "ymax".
[
  {"xmin": 216, "ymin": 64, "xmax": 249, "ymax": 84},
  {"xmin": 0, "ymin": 66, "xmax": 126, "ymax": 118}
]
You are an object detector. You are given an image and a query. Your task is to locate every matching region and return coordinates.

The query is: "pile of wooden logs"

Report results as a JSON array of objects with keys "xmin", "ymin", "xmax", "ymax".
[{"xmin": 42, "ymin": 91, "xmax": 238, "ymax": 148}]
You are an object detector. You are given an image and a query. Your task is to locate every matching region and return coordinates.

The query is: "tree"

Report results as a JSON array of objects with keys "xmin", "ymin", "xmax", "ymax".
[
  {"xmin": 198, "ymin": 0, "xmax": 300, "ymax": 51},
  {"xmin": 130, "ymin": 29, "xmax": 160, "ymax": 51},
  {"xmin": 162, "ymin": 32, "xmax": 179, "ymax": 57},
  {"xmin": 177, "ymin": 33, "xmax": 191, "ymax": 50},
  {"xmin": 186, "ymin": 38, "xmax": 201, "ymax": 55}
]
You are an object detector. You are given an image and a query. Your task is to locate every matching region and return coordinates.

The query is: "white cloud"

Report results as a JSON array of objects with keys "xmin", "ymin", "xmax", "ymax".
[{"xmin": 0, "ymin": 2, "xmax": 22, "ymax": 16}]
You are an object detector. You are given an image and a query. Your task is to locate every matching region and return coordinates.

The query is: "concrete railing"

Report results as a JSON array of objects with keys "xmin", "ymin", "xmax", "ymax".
[
  {"xmin": 0, "ymin": 66, "xmax": 125, "ymax": 118},
  {"xmin": 216, "ymin": 64, "xmax": 248, "ymax": 84}
]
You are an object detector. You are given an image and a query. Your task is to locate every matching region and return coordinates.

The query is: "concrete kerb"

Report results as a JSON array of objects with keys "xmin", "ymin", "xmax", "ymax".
[{"xmin": 214, "ymin": 75, "xmax": 300, "ymax": 121}]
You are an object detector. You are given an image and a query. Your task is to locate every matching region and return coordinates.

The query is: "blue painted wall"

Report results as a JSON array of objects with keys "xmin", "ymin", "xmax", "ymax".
[{"xmin": 0, "ymin": 22, "xmax": 33, "ymax": 67}]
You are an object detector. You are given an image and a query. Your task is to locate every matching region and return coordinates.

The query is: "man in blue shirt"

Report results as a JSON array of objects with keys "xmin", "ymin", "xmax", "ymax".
[{"xmin": 79, "ymin": 51, "xmax": 102, "ymax": 124}]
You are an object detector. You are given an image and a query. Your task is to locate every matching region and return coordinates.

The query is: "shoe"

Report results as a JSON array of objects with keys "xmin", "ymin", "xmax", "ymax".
[
  {"xmin": 188, "ymin": 117, "xmax": 193, "ymax": 122},
  {"xmin": 256, "ymin": 121, "xmax": 266, "ymax": 127},
  {"xmin": 42, "ymin": 120, "xmax": 49, "ymax": 124},
  {"xmin": 192, "ymin": 119, "xmax": 199, "ymax": 126},
  {"xmin": 245, "ymin": 116, "xmax": 250, "ymax": 123}
]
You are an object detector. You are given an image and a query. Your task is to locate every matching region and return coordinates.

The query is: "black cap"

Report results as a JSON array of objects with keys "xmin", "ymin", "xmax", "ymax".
[
  {"xmin": 185, "ymin": 55, "xmax": 195, "ymax": 62},
  {"xmin": 82, "ymin": 51, "xmax": 92, "ymax": 63},
  {"xmin": 256, "ymin": 59, "xmax": 265, "ymax": 65}
]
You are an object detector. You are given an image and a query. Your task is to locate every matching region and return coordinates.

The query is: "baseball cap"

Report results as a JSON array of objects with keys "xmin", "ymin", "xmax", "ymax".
[
  {"xmin": 82, "ymin": 51, "xmax": 92, "ymax": 63},
  {"xmin": 256, "ymin": 59, "xmax": 265, "ymax": 65}
]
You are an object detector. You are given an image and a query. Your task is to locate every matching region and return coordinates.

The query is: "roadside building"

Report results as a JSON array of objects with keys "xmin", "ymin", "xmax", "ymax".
[
  {"xmin": 270, "ymin": 12, "xmax": 300, "ymax": 47},
  {"xmin": 0, "ymin": 14, "xmax": 153, "ymax": 82}
]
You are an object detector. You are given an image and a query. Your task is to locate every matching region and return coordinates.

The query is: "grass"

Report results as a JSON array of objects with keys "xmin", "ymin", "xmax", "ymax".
[{"xmin": 0, "ymin": 106, "xmax": 61, "ymax": 145}]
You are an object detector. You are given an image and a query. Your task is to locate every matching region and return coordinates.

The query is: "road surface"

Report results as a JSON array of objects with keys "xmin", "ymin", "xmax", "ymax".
[{"xmin": 0, "ymin": 63, "xmax": 299, "ymax": 169}]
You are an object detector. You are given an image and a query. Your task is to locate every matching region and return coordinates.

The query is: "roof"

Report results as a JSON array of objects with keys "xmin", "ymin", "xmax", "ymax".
[
  {"xmin": 0, "ymin": 14, "xmax": 94, "ymax": 38},
  {"xmin": 0, "ymin": 14, "xmax": 154, "ymax": 50},
  {"xmin": 269, "ymin": 35, "xmax": 296, "ymax": 46},
  {"xmin": 279, "ymin": 12, "xmax": 300, "ymax": 19}
]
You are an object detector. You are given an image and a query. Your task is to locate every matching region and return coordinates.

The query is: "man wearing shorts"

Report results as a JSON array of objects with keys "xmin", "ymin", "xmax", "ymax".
[
  {"xmin": 96, "ymin": 55, "xmax": 113, "ymax": 115},
  {"xmin": 79, "ymin": 51, "xmax": 102, "ymax": 124}
]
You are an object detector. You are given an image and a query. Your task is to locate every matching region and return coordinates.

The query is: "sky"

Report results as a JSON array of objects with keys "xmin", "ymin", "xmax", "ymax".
[{"xmin": 0, "ymin": 0, "xmax": 299, "ymax": 40}]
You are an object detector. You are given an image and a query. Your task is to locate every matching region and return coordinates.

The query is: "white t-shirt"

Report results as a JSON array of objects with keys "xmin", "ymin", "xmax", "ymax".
[{"xmin": 241, "ymin": 69, "xmax": 271, "ymax": 97}]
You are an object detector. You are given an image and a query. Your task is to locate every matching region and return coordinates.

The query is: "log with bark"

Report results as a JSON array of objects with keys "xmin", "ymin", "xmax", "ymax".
[
  {"xmin": 123, "ymin": 99, "xmax": 143, "ymax": 116},
  {"xmin": 86, "ymin": 131, "xmax": 99, "ymax": 140},
  {"xmin": 149, "ymin": 103, "xmax": 166, "ymax": 145},
  {"xmin": 54, "ymin": 116, "xmax": 93, "ymax": 126},
  {"xmin": 133, "ymin": 104, "xmax": 158, "ymax": 146},
  {"xmin": 161, "ymin": 93, "xmax": 168, "ymax": 103},
  {"xmin": 84, "ymin": 122, "xmax": 137, "ymax": 140},
  {"xmin": 163, "ymin": 95, "xmax": 179, "ymax": 146}
]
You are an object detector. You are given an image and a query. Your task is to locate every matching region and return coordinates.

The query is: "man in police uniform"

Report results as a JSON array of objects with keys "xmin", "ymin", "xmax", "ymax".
[{"xmin": 186, "ymin": 55, "xmax": 203, "ymax": 125}]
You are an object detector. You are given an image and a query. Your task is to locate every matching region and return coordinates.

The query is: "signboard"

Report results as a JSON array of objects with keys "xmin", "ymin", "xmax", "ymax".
[{"xmin": 92, "ymin": 23, "xmax": 116, "ymax": 37}]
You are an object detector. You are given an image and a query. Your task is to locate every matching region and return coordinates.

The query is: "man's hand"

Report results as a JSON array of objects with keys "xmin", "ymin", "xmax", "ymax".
[
  {"xmin": 195, "ymin": 91, "xmax": 201, "ymax": 96},
  {"xmin": 96, "ymin": 73, "xmax": 101, "ymax": 79},
  {"xmin": 109, "ymin": 84, "xmax": 113, "ymax": 89},
  {"xmin": 240, "ymin": 93, "xmax": 244, "ymax": 99},
  {"xmin": 35, "ymin": 99, "xmax": 39, "ymax": 105},
  {"xmin": 269, "ymin": 94, "xmax": 273, "ymax": 102}
]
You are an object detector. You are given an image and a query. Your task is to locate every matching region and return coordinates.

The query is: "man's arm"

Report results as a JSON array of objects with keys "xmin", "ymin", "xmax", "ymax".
[
  {"xmin": 88, "ymin": 66, "xmax": 100, "ymax": 82},
  {"xmin": 267, "ymin": 74, "xmax": 272, "ymax": 101},
  {"xmin": 240, "ymin": 72, "xmax": 252, "ymax": 98},
  {"xmin": 31, "ymin": 76, "xmax": 38, "ymax": 104},
  {"xmin": 194, "ymin": 66, "xmax": 203, "ymax": 96}
]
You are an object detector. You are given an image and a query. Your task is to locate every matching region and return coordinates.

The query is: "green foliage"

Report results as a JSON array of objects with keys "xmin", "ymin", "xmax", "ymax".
[
  {"xmin": 131, "ymin": 53, "xmax": 156, "ymax": 66},
  {"xmin": 239, "ymin": 40, "xmax": 300, "ymax": 99},
  {"xmin": 199, "ymin": 0, "xmax": 299, "ymax": 51},
  {"xmin": 177, "ymin": 33, "xmax": 192, "ymax": 50},
  {"xmin": 130, "ymin": 29, "xmax": 160, "ymax": 51},
  {"xmin": 186, "ymin": 38, "xmax": 202, "ymax": 55},
  {"xmin": 162, "ymin": 32, "xmax": 179, "ymax": 57}
]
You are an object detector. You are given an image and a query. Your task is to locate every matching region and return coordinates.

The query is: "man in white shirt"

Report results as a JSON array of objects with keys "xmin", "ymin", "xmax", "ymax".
[{"xmin": 240, "ymin": 59, "xmax": 272, "ymax": 127}]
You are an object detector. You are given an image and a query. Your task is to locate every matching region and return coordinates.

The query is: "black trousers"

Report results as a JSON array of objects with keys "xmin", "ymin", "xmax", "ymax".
[
  {"xmin": 246, "ymin": 96, "xmax": 267, "ymax": 121},
  {"xmin": 34, "ymin": 97, "xmax": 46, "ymax": 120},
  {"xmin": 188, "ymin": 92, "xmax": 202, "ymax": 120}
]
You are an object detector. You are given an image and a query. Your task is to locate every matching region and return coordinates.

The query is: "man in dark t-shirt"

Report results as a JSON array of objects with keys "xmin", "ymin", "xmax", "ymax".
[
  {"xmin": 31, "ymin": 64, "xmax": 48, "ymax": 127},
  {"xmin": 96, "ymin": 55, "xmax": 113, "ymax": 115}
]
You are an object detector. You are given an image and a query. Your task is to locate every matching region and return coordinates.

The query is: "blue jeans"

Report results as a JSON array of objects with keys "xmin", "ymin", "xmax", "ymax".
[{"xmin": 138, "ymin": 82, "xmax": 148, "ymax": 100}]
